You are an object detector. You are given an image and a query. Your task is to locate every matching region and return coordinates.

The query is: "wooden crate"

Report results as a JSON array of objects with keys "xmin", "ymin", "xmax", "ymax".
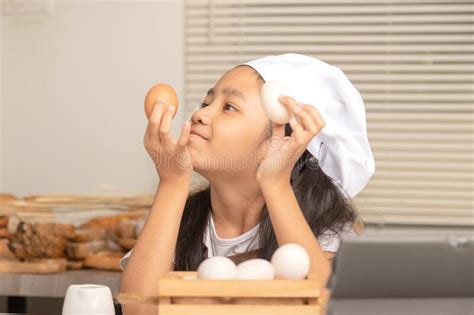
[{"xmin": 119, "ymin": 271, "xmax": 320, "ymax": 315}]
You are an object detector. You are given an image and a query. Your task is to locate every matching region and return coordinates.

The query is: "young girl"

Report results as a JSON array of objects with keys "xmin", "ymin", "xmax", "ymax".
[{"xmin": 119, "ymin": 53, "xmax": 375, "ymax": 315}]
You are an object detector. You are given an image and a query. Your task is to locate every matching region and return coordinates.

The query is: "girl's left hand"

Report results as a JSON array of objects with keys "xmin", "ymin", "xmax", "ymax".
[{"xmin": 256, "ymin": 95, "xmax": 326, "ymax": 185}]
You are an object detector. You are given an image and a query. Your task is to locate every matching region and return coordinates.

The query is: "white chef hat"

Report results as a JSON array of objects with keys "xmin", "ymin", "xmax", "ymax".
[{"xmin": 242, "ymin": 53, "xmax": 375, "ymax": 198}]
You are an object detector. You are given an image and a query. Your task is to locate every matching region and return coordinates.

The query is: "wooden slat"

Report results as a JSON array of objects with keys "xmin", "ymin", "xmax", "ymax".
[
  {"xmin": 360, "ymin": 215, "xmax": 474, "ymax": 226},
  {"xmin": 358, "ymin": 207, "xmax": 474, "ymax": 216},
  {"xmin": 187, "ymin": 4, "xmax": 473, "ymax": 16},
  {"xmin": 186, "ymin": 44, "xmax": 474, "ymax": 53},
  {"xmin": 366, "ymin": 179, "xmax": 473, "ymax": 191},
  {"xmin": 357, "ymin": 188, "xmax": 473, "ymax": 201},
  {"xmin": 159, "ymin": 304, "xmax": 319, "ymax": 315},
  {"xmin": 188, "ymin": 72, "xmax": 474, "ymax": 82},
  {"xmin": 187, "ymin": 62, "xmax": 474, "ymax": 72},
  {"xmin": 187, "ymin": 24, "xmax": 474, "ymax": 34},
  {"xmin": 188, "ymin": 35, "xmax": 473, "ymax": 45},
  {"xmin": 367, "ymin": 170, "xmax": 472, "ymax": 181},
  {"xmin": 159, "ymin": 278, "xmax": 319, "ymax": 298},
  {"xmin": 187, "ymin": 14, "xmax": 474, "ymax": 25},
  {"xmin": 188, "ymin": 0, "xmax": 470, "ymax": 5}
]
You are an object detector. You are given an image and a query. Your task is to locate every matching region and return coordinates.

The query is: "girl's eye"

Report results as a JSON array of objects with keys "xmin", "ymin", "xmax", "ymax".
[
  {"xmin": 198, "ymin": 103, "xmax": 237, "ymax": 112},
  {"xmin": 224, "ymin": 104, "xmax": 237, "ymax": 112}
]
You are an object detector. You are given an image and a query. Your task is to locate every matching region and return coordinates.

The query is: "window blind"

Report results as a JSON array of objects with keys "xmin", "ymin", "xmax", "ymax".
[{"xmin": 184, "ymin": 0, "xmax": 473, "ymax": 226}]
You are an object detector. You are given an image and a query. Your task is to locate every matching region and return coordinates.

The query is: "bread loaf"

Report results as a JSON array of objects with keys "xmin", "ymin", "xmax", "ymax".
[
  {"xmin": 30, "ymin": 258, "xmax": 67, "ymax": 272},
  {"xmin": 69, "ymin": 228, "xmax": 106, "ymax": 242},
  {"xmin": 0, "ymin": 239, "xmax": 16, "ymax": 260},
  {"xmin": 0, "ymin": 216, "xmax": 8, "ymax": 227},
  {"xmin": 0, "ymin": 258, "xmax": 67, "ymax": 274},
  {"xmin": 65, "ymin": 240, "xmax": 108, "ymax": 260},
  {"xmin": 80, "ymin": 214, "xmax": 143, "ymax": 233},
  {"xmin": 66, "ymin": 260, "xmax": 84, "ymax": 270},
  {"xmin": 83, "ymin": 251, "xmax": 123, "ymax": 271},
  {"xmin": 117, "ymin": 238, "xmax": 136, "ymax": 250},
  {"xmin": 12, "ymin": 221, "xmax": 75, "ymax": 259},
  {"xmin": 0, "ymin": 228, "xmax": 11, "ymax": 239},
  {"xmin": 7, "ymin": 240, "xmax": 26, "ymax": 260},
  {"xmin": 0, "ymin": 194, "xmax": 16, "ymax": 204},
  {"xmin": 116, "ymin": 220, "xmax": 137, "ymax": 239}
]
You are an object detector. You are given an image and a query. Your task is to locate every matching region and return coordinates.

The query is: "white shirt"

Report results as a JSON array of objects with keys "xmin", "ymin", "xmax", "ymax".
[{"xmin": 119, "ymin": 213, "xmax": 354, "ymax": 271}]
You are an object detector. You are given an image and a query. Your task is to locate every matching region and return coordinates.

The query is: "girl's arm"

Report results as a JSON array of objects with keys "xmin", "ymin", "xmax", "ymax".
[
  {"xmin": 119, "ymin": 178, "xmax": 190, "ymax": 315},
  {"xmin": 260, "ymin": 179, "xmax": 332, "ymax": 315},
  {"xmin": 119, "ymin": 98, "xmax": 192, "ymax": 314},
  {"xmin": 256, "ymin": 95, "xmax": 332, "ymax": 314}
]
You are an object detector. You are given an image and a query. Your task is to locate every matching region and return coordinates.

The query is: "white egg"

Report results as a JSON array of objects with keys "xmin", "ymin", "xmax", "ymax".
[
  {"xmin": 197, "ymin": 256, "xmax": 237, "ymax": 280},
  {"xmin": 236, "ymin": 259, "xmax": 274, "ymax": 280},
  {"xmin": 271, "ymin": 243, "xmax": 310, "ymax": 280},
  {"xmin": 260, "ymin": 81, "xmax": 294, "ymax": 124}
]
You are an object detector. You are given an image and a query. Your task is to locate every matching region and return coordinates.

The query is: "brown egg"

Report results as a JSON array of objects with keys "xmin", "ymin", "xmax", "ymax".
[{"xmin": 144, "ymin": 83, "xmax": 179, "ymax": 119}]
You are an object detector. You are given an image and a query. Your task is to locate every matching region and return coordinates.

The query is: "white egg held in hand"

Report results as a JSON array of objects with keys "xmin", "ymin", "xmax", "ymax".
[
  {"xmin": 197, "ymin": 256, "xmax": 237, "ymax": 280},
  {"xmin": 271, "ymin": 243, "xmax": 310, "ymax": 280},
  {"xmin": 236, "ymin": 259, "xmax": 274, "ymax": 280},
  {"xmin": 260, "ymin": 81, "xmax": 294, "ymax": 124}
]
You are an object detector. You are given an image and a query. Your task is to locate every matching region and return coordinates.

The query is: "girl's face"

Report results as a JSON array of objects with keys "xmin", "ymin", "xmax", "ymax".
[{"xmin": 188, "ymin": 66, "xmax": 272, "ymax": 177}]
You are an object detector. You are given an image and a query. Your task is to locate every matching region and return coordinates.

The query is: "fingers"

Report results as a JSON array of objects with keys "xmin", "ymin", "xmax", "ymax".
[
  {"xmin": 160, "ymin": 104, "xmax": 176, "ymax": 145},
  {"xmin": 279, "ymin": 96, "xmax": 325, "ymax": 135},
  {"xmin": 177, "ymin": 120, "xmax": 191, "ymax": 148},
  {"xmin": 278, "ymin": 96, "xmax": 306, "ymax": 145},
  {"xmin": 293, "ymin": 104, "xmax": 318, "ymax": 135},
  {"xmin": 278, "ymin": 96, "xmax": 327, "ymax": 152},
  {"xmin": 279, "ymin": 95, "xmax": 298, "ymax": 115},
  {"xmin": 289, "ymin": 116, "xmax": 306, "ymax": 145},
  {"xmin": 302, "ymin": 104, "xmax": 326, "ymax": 131},
  {"xmin": 147, "ymin": 99, "xmax": 167, "ymax": 144},
  {"xmin": 145, "ymin": 100, "xmax": 183, "ymax": 152}
]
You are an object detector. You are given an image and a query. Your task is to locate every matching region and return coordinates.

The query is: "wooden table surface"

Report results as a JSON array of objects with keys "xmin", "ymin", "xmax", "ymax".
[{"xmin": 0, "ymin": 270, "xmax": 122, "ymax": 298}]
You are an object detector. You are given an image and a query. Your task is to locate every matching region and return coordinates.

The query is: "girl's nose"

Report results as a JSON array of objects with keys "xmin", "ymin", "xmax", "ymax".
[{"xmin": 191, "ymin": 106, "xmax": 212, "ymax": 125}]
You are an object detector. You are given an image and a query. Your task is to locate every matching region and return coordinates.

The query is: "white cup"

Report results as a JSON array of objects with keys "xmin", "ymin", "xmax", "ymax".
[{"xmin": 62, "ymin": 284, "xmax": 115, "ymax": 315}]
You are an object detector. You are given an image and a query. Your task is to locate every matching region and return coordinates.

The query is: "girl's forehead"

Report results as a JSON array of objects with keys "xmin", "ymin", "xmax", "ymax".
[
  {"xmin": 217, "ymin": 66, "xmax": 262, "ymax": 95},
  {"xmin": 225, "ymin": 65, "xmax": 260, "ymax": 81}
]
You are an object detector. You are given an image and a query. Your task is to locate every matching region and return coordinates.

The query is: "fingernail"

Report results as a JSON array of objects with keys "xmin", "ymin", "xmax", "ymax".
[
  {"xmin": 290, "ymin": 117, "xmax": 297, "ymax": 124},
  {"xmin": 168, "ymin": 105, "xmax": 175, "ymax": 112},
  {"xmin": 157, "ymin": 97, "xmax": 166, "ymax": 103}
]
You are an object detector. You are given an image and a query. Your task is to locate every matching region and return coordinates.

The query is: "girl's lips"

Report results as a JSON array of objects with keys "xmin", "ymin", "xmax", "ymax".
[
  {"xmin": 190, "ymin": 129, "xmax": 208, "ymax": 140},
  {"xmin": 189, "ymin": 133, "xmax": 207, "ymax": 140}
]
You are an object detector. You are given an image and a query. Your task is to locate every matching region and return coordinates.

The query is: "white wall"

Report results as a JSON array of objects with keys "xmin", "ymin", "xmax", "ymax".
[{"xmin": 1, "ymin": 0, "xmax": 185, "ymax": 196}]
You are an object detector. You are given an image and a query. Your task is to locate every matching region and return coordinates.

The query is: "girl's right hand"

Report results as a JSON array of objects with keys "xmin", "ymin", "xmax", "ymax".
[{"xmin": 143, "ymin": 99, "xmax": 193, "ymax": 183}]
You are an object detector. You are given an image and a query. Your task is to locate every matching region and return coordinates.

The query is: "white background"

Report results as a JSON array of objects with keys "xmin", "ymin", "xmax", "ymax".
[{"xmin": 0, "ymin": 0, "xmax": 186, "ymax": 196}]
